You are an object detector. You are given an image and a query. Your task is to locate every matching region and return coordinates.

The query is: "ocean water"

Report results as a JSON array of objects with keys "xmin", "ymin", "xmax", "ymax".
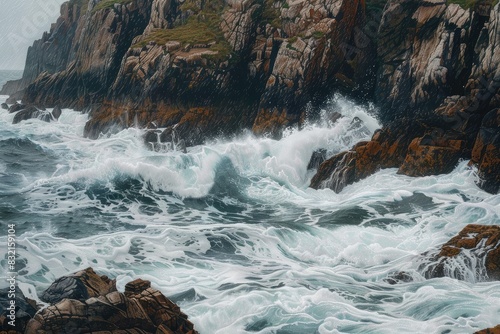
[{"xmin": 0, "ymin": 86, "xmax": 499, "ymax": 333}]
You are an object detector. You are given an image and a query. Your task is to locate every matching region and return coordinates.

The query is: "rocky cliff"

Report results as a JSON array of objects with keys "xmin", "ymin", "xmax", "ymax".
[
  {"xmin": 312, "ymin": 0, "xmax": 500, "ymax": 194},
  {"xmin": 2, "ymin": 0, "xmax": 499, "ymax": 192},
  {"xmin": 4, "ymin": 0, "xmax": 370, "ymax": 146}
]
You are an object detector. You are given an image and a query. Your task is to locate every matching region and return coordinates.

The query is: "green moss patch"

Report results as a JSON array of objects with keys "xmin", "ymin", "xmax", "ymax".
[{"xmin": 134, "ymin": 12, "xmax": 232, "ymax": 62}]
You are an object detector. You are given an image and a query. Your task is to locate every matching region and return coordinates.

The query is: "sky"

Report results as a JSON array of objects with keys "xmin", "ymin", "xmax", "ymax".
[{"xmin": 0, "ymin": 0, "xmax": 66, "ymax": 70}]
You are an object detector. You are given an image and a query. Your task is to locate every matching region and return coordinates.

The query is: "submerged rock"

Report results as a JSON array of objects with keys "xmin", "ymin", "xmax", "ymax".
[
  {"xmin": 423, "ymin": 224, "xmax": 500, "ymax": 281},
  {"xmin": 25, "ymin": 268, "xmax": 198, "ymax": 334},
  {"xmin": 384, "ymin": 272, "xmax": 414, "ymax": 285}
]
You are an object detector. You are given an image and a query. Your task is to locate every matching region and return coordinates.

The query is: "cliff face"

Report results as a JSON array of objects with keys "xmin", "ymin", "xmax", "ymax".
[
  {"xmin": 10, "ymin": 0, "xmax": 370, "ymax": 144},
  {"xmin": 3, "ymin": 0, "xmax": 499, "ymax": 192},
  {"xmin": 23, "ymin": 0, "xmax": 152, "ymax": 108},
  {"xmin": 312, "ymin": 0, "xmax": 500, "ymax": 194},
  {"xmin": 0, "ymin": 1, "xmax": 86, "ymax": 96}
]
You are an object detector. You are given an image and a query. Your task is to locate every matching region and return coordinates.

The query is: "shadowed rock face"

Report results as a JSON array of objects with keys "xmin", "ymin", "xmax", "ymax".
[
  {"xmin": 0, "ymin": 288, "xmax": 38, "ymax": 333},
  {"xmin": 15, "ymin": 268, "xmax": 198, "ymax": 334},
  {"xmin": 40, "ymin": 268, "xmax": 116, "ymax": 304}
]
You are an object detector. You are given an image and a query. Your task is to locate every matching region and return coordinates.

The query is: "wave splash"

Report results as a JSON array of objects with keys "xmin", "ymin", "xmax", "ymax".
[{"xmin": 1, "ymin": 94, "xmax": 500, "ymax": 333}]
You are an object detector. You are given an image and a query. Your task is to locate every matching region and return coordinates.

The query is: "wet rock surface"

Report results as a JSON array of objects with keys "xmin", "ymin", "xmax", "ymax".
[
  {"xmin": 423, "ymin": 224, "xmax": 500, "ymax": 281},
  {"xmin": 11, "ymin": 106, "xmax": 61, "ymax": 124},
  {"xmin": 469, "ymin": 109, "xmax": 500, "ymax": 193},
  {"xmin": 2, "ymin": 268, "xmax": 197, "ymax": 334}
]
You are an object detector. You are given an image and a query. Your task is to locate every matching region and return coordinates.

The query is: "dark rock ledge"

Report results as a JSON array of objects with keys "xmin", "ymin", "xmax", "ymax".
[{"xmin": 0, "ymin": 268, "xmax": 197, "ymax": 334}]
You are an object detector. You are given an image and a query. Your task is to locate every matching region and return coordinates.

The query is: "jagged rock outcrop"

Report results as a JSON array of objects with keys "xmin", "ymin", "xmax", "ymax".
[
  {"xmin": 422, "ymin": 224, "xmax": 500, "ymax": 281},
  {"xmin": 11, "ymin": 106, "xmax": 62, "ymax": 124},
  {"xmin": 22, "ymin": 0, "xmax": 152, "ymax": 109},
  {"xmin": 3, "ymin": 268, "xmax": 197, "ymax": 334},
  {"xmin": 3, "ymin": 0, "xmax": 499, "ymax": 191},
  {"xmin": 312, "ymin": 1, "xmax": 500, "ymax": 194}
]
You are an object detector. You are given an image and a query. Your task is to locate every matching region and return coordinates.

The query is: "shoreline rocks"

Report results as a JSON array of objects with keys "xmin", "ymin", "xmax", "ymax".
[
  {"xmin": 0, "ymin": 268, "xmax": 198, "ymax": 334},
  {"xmin": 422, "ymin": 224, "xmax": 500, "ymax": 281}
]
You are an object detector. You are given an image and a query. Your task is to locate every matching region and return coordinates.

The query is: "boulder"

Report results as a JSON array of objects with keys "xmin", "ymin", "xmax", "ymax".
[
  {"xmin": 40, "ymin": 267, "xmax": 116, "ymax": 304},
  {"xmin": 27, "ymin": 270, "xmax": 198, "ymax": 334},
  {"xmin": 143, "ymin": 129, "xmax": 161, "ymax": 144},
  {"xmin": 51, "ymin": 106, "xmax": 62, "ymax": 120},
  {"xmin": 424, "ymin": 224, "xmax": 500, "ymax": 281},
  {"xmin": 1, "ymin": 103, "xmax": 8, "ymax": 110},
  {"xmin": 12, "ymin": 106, "xmax": 50, "ymax": 124}
]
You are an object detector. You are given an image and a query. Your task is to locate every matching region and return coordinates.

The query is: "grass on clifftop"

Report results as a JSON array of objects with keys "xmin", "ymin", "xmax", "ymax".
[
  {"xmin": 134, "ymin": 16, "xmax": 232, "ymax": 62},
  {"xmin": 92, "ymin": 0, "xmax": 132, "ymax": 12},
  {"xmin": 134, "ymin": 0, "xmax": 232, "ymax": 62}
]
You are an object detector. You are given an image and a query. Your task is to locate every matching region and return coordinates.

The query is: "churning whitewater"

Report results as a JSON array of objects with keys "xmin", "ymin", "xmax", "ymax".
[{"xmin": 1, "ymin": 92, "xmax": 499, "ymax": 333}]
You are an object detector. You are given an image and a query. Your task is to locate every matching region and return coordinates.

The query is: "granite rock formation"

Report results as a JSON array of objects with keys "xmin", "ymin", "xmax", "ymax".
[{"xmin": 0, "ymin": 268, "xmax": 198, "ymax": 334}]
